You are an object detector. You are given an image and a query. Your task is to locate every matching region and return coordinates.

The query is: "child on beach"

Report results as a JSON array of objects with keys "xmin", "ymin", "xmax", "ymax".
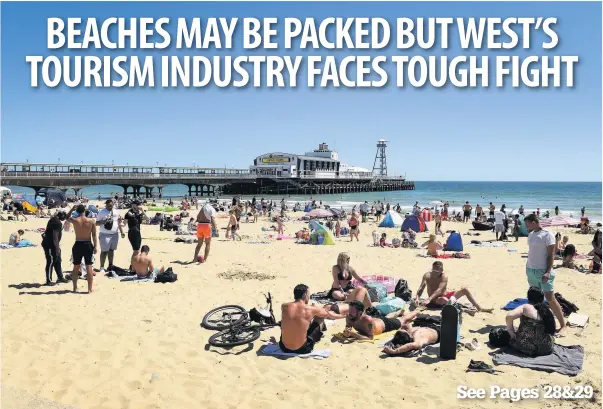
[
  {"xmin": 334, "ymin": 218, "xmax": 341, "ymax": 238},
  {"xmin": 379, "ymin": 233, "xmax": 387, "ymax": 247},
  {"xmin": 227, "ymin": 210, "xmax": 241, "ymax": 241},
  {"xmin": 513, "ymin": 214, "xmax": 521, "ymax": 242},
  {"xmin": 422, "ymin": 234, "xmax": 443, "ymax": 257}
]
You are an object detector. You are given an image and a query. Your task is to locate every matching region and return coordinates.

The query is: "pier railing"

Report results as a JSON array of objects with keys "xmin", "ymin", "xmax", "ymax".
[{"xmin": 2, "ymin": 171, "xmax": 406, "ymax": 181}]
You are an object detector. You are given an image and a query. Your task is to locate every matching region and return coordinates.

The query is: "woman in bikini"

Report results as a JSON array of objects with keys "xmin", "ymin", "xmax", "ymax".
[
  {"xmin": 328, "ymin": 253, "xmax": 366, "ymax": 301},
  {"xmin": 349, "ymin": 213, "xmax": 360, "ymax": 242}
]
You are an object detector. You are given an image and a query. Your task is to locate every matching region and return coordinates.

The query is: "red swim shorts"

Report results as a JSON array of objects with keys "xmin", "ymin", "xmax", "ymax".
[{"xmin": 197, "ymin": 223, "xmax": 211, "ymax": 239}]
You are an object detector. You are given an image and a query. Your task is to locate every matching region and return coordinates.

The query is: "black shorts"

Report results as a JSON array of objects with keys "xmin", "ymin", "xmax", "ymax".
[
  {"xmin": 489, "ymin": 211, "xmax": 495, "ymax": 217},
  {"xmin": 128, "ymin": 229, "xmax": 142, "ymax": 251},
  {"xmin": 279, "ymin": 321, "xmax": 324, "ymax": 354},
  {"xmin": 72, "ymin": 241, "xmax": 94, "ymax": 266},
  {"xmin": 350, "ymin": 225, "xmax": 358, "ymax": 230},
  {"xmin": 327, "ymin": 282, "xmax": 355, "ymax": 299},
  {"xmin": 376, "ymin": 211, "xmax": 383, "ymax": 216},
  {"xmin": 381, "ymin": 317, "xmax": 402, "ymax": 333},
  {"xmin": 435, "ymin": 222, "xmax": 442, "ymax": 229},
  {"xmin": 463, "ymin": 210, "xmax": 470, "ymax": 217}
]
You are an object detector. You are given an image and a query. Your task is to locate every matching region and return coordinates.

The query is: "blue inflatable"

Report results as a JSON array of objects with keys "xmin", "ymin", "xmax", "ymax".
[{"xmin": 444, "ymin": 232, "xmax": 463, "ymax": 252}]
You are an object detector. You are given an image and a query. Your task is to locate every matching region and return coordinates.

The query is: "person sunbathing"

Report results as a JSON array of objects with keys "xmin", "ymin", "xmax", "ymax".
[
  {"xmin": 9, "ymin": 229, "xmax": 24, "ymax": 246},
  {"xmin": 342, "ymin": 300, "xmax": 409, "ymax": 340},
  {"xmin": 554, "ymin": 244, "xmax": 587, "ymax": 272},
  {"xmin": 131, "ymin": 245, "xmax": 163, "ymax": 278},
  {"xmin": 328, "ymin": 253, "xmax": 366, "ymax": 301},
  {"xmin": 414, "ymin": 261, "xmax": 493, "ymax": 312},
  {"xmin": 421, "ymin": 234, "xmax": 443, "ymax": 257},
  {"xmin": 382, "ymin": 311, "xmax": 440, "ymax": 356}
]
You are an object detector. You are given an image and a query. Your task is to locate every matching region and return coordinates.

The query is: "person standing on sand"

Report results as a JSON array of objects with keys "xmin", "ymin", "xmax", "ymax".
[
  {"xmin": 193, "ymin": 202, "xmax": 219, "ymax": 263},
  {"xmin": 359, "ymin": 201, "xmax": 369, "ymax": 223},
  {"xmin": 475, "ymin": 204, "xmax": 483, "ymax": 219},
  {"xmin": 124, "ymin": 200, "xmax": 143, "ymax": 258},
  {"xmin": 434, "ymin": 210, "xmax": 444, "ymax": 236},
  {"xmin": 581, "ymin": 207, "xmax": 585, "ymax": 217},
  {"xmin": 489, "ymin": 202, "xmax": 496, "ymax": 218},
  {"xmin": 375, "ymin": 201, "xmax": 384, "ymax": 223},
  {"xmin": 41, "ymin": 211, "xmax": 69, "ymax": 286},
  {"xmin": 462, "ymin": 202, "xmax": 472, "ymax": 223},
  {"xmin": 96, "ymin": 199, "xmax": 125, "ymax": 273},
  {"xmin": 523, "ymin": 214, "xmax": 566, "ymax": 333},
  {"xmin": 349, "ymin": 213, "xmax": 360, "ymax": 242},
  {"xmin": 67, "ymin": 205, "xmax": 98, "ymax": 293},
  {"xmin": 555, "ymin": 206, "xmax": 559, "ymax": 216}
]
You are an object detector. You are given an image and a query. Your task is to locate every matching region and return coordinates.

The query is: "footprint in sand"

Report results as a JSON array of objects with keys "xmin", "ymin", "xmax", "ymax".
[{"xmin": 97, "ymin": 350, "xmax": 112, "ymax": 360}]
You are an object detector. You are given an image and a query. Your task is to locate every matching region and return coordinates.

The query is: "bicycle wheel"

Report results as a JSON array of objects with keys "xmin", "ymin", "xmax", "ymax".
[
  {"xmin": 208, "ymin": 326, "xmax": 261, "ymax": 348},
  {"xmin": 202, "ymin": 305, "xmax": 248, "ymax": 330}
]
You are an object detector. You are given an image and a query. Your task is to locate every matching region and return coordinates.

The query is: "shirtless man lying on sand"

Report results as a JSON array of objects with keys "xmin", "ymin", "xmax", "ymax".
[
  {"xmin": 131, "ymin": 245, "xmax": 163, "ymax": 278},
  {"xmin": 343, "ymin": 300, "xmax": 409, "ymax": 341},
  {"xmin": 280, "ymin": 284, "xmax": 340, "ymax": 354},
  {"xmin": 415, "ymin": 261, "xmax": 493, "ymax": 313},
  {"xmin": 382, "ymin": 311, "xmax": 440, "ymax": 356}
]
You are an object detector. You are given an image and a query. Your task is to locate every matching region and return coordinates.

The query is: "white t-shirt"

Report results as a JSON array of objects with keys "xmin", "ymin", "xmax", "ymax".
[
  {"xmin": 199, "ymin": 204, "xmax": 217, "ymax": 222},
  {"xmin": 527, "ymin": 229, "xmax": 556, "ymax": 269},
  {"xmin": 359, "ymin": 203, "xmax": 369, "ymax": 213},
  {"xmin": 375, "ymin": 203, "xmax": 383, "ymax": 211},
  {"xmin": 494, "ymin": 211, "xmax": 506, "ymax": 225},
  {"xmin": 97, "ymin": 208, "xmax": 121, "ymax": 234}
]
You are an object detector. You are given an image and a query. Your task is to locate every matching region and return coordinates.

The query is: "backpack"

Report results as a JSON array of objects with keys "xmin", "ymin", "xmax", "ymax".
[
  {"xmin": 394, "ymin": 279, "xmax": 412, "ymax": 302},
  {"xmin": 155, "ymin": 267, "xmax": 178, "ymax": 283},
  {"xmin": 365, "ymin": 282, "xmax": 387, "ymax": 303},
  {"xmin": 489, "ymin": 327, "xmax": 510, "ymax": 347}
]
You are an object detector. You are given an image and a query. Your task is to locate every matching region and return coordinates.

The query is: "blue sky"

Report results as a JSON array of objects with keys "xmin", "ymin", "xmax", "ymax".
[{"xmin": 1, "ymin": 1, "xmax": 601, "ymax": 181}]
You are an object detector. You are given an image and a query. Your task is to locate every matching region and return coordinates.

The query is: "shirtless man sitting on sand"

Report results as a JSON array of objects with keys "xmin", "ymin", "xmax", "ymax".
[
  {"xmin": 131, "ymin": 245, "xmax": 163, "ymax": 278},
  {"xmin": 280, "ymin": 284, "xmax": 339, "ymax": 354},
  {"xmin": 415, "ymin": 261, "xmax": 492, "ymax": 313},
  {"xmin": 67, "ymin": 204, "xmax": 98, "ymax": 293},
  {"xmin": 343, "ymin": 300, "xmax": 410, "ymax": 341},
  {"xmin": 382, "ymin": 311, "xmax": 440, "ymax": 356}
]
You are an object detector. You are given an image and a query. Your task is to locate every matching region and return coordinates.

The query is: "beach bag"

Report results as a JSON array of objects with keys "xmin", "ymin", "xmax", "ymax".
[
  {"xmin": 394, "ymin": 279, "xmax": 413, "ymax": 302},
  {"xmin": 375, "ymin": 296, "xmax": 406, "ymax": 316},
  {"xmin": 366, "ymin": 282, "xmax": 387, "ymax": 303},
  {"xmin": 155, "ymin": 268, "xmax": 178, "ymax": 283},
  {"xmin": 489, "ymin": 327, "xmax": 510, "ymax": 347}
]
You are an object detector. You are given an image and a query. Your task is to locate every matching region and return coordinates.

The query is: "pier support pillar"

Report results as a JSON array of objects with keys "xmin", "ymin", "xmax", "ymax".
[{"xmin": 157, "ymin": 186, "xmax": 164, "ymax": 198}]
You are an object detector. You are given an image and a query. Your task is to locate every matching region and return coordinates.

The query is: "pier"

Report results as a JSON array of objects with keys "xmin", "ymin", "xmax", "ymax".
[{"xmin": 0, "ymin": 162, "xmax": 415, "ymax": 197}]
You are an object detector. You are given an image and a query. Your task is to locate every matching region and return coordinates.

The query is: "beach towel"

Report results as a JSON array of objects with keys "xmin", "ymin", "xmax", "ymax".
[
  {"xmin": 501, "ymin": 298, "xmax": 529, "ymax": 310},
  {"xmin": 248, "ymin": 241, "xmax": 271, "ymax": 245},
  {"xmin": 353, "ymin": 275, "xmax": 398, "ymax": 293},
  {"xmin": 382, "ymin": 340, "xmax": 440, "ymax": 357},
  {"xmin": 1, "ymin": 240, "xmax": 37, "ymax": 249},
  {"xmin": 492, "ymin": 345, "xmax": 584, "ymax": 376},
  {"xmin": 310, "ymin": 291, "xmax": 335, "ymax": 304},
  {"xmin": 258, "ymin": 344, "xmax": 331, "ymax": 359},
  {"xmin": 333, "ymin": 331, "xmax": 394, "ymax": 343},
  {"xmin": 417, "ymin": 252, "xmax": 470, "ymax": 259},
  {"xmin": 467, "ymin": 242, "xmax": 506, "ymax": 248},
  {"xmin": 120, "ymin": 275, "xmax": 155, "ymax": 283}
]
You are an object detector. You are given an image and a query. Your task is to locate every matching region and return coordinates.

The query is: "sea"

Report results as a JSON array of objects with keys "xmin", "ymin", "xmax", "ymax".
[{"xmin": 8, "ymin": 181, "xmax": 602, "ymax": 223}]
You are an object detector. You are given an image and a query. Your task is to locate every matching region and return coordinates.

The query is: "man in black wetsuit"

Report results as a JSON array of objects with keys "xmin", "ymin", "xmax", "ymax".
[
  {"xmin": 125, "ymin": 200, "xmax": 143, "ymax": 257},
  {"xmin": 41, "ymin": 211, "xmax": 69, "ymax": 286}
]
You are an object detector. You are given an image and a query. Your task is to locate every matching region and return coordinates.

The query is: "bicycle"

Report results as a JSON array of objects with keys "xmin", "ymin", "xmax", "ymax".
[{"xmin": 201, "ymin": 292, "xmax": 280, "ymax": 348}]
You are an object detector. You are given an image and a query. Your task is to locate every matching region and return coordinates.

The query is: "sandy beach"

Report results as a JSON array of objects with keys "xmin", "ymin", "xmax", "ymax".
[{"xmin": 1, "ymin": 205, "xmax": 601, "ymax": 409}]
